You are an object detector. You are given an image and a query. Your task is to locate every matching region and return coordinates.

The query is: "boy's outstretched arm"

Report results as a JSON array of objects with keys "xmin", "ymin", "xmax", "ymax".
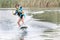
[{"xmin": 13, "ymin": 10, "xmax": 18, "ymax": 15}]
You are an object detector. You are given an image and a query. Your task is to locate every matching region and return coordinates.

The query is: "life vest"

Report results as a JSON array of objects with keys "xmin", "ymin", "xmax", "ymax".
[{"xmin": 15, "ymin": 6, "xmax": 26, "ymax": 18}]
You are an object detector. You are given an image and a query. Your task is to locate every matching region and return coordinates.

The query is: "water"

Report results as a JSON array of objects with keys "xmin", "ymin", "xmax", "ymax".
[{"xmin": 0, "ymin": 9, "xmax": 60, "ymax": 40}]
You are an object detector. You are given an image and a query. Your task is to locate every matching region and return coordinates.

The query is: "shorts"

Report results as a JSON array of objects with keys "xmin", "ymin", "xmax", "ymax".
[{"xmin": 18, "ymin": 12, "xmax": 24, "ymax": 19}]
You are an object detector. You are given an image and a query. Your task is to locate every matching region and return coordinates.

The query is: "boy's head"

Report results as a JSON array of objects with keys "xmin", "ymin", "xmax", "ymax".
[{"xmin": 15, "ymin": 4, "xmax": 19, "ymax": 9}]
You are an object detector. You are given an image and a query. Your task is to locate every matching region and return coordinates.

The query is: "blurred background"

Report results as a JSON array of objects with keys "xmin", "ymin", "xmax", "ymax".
[
  {"xmin": 0, "ymin": 0, "xmax": 60, "ymax": 40},
  {"xmin": 0, "ymin": 0, "xmax": 60, "ymax": 8}
]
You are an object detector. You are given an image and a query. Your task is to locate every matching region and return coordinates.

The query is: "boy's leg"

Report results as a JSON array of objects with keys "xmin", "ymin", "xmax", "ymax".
[
  {"xmin": 17, "ymin": 17, "xmax": 21, "ymax": 27},
  {"xmin": 22, "ymin": 16, "xmax": 24, "ymax": 24}
]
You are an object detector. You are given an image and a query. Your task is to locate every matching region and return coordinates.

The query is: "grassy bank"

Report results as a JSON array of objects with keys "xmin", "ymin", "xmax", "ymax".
[
  {"xmin": 29, "ymin": 7, "xmax": 60, "ymax": 11},
  {"xmin": 0, "ymin": 0, "xmax": 60, "ymax": 8},
  {"xmin": 32, "ymin": 11, "xmax": 60, "ymax": 24}
]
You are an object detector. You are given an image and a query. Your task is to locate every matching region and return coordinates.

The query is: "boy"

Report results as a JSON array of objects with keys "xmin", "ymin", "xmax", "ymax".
[{"xmin": 13, "ymin": 4, "xmax": 25, "ymax": 27}]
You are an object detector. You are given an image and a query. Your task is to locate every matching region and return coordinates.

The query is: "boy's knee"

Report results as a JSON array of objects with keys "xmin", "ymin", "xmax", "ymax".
[
  {"xmin": 22, "ymin": 21, "xmax": 24, "ymax": 23},
  {"xmin": 17, "ymin": 22, "xmax": 19, "ymax": 24}
]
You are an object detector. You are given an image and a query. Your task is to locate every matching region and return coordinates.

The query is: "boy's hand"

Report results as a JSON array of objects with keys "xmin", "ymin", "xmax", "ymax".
[
  {"xmin": 22, "ymin": 11, "xmax": 24, "ymax": 14},
  {"xmin": 13, "ymin": 13, "xmax": 16, "ymax": 15}
]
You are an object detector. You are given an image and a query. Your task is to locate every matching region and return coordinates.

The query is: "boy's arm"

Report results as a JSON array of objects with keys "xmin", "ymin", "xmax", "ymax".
[{"xmin": 13, "ymin": 10, "xmax": 18, "ymax": 15}]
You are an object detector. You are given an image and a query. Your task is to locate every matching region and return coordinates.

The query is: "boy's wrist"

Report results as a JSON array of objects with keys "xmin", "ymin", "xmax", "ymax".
[{"xmin": 13, "ymin": 13, "xmax": 16, "ymax": 15}]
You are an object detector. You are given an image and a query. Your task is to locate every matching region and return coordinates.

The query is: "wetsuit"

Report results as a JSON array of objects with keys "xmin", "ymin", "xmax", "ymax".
[
  {"xmin": 15, "ymin": 6, "xmax": 24, "ymax": 19},
  {"xmin": 18, "ymin": 12, "xmax": 24, "ymax": 19}
]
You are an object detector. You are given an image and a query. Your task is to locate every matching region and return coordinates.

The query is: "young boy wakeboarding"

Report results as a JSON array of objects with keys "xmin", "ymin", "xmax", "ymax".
[{"xmin": 13, "ymin": 4, "xmax": 25, "ymax": 27}]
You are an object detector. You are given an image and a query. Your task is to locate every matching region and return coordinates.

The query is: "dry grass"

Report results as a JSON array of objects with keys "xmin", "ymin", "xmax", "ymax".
[{"xmin": 0, "ymin": 0, "xmax": 60, "ymax": 8}]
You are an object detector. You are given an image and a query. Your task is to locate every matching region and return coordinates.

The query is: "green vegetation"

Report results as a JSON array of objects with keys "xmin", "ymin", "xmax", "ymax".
[
  {"xmin": 0, "ymin": 0, "xmax": 19, "ymax": 8},
  {"xmin": 0, "ymin": 0, "xmax": 60, "ymax": 8},
  {"xmin": 32, "ymin": 11, "xmax": 60, "ymax": 24}
]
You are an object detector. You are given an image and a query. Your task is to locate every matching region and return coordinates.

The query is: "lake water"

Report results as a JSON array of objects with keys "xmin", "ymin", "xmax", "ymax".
[{"xmin": 0, "ymin": 9, "xmax": 60, "ymax": 40}]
